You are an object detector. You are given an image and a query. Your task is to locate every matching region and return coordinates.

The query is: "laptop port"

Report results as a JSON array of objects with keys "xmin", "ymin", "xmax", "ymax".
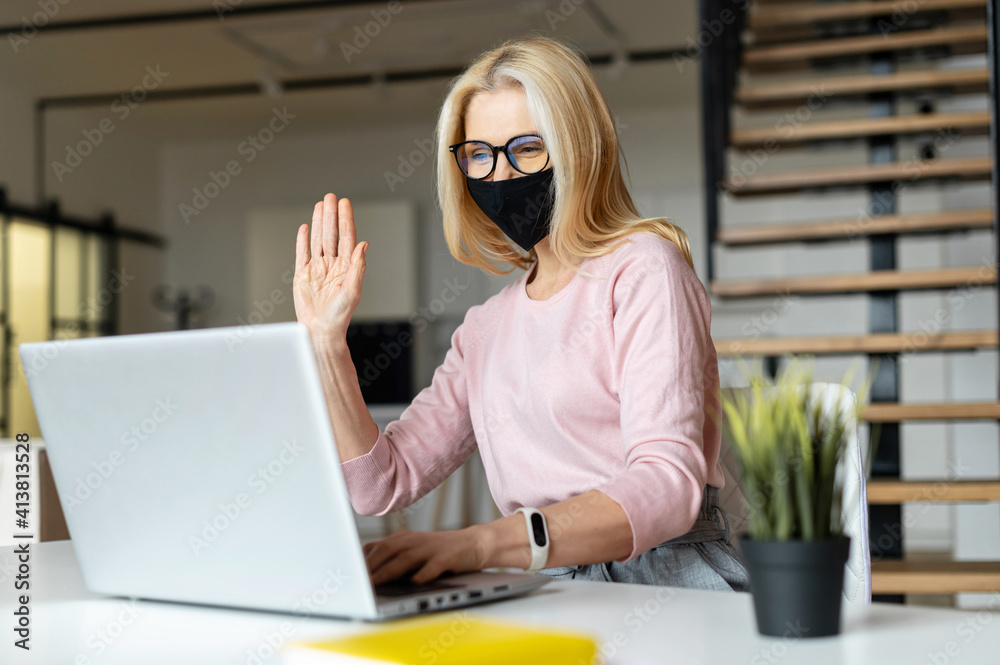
[
  {"xmin": 468, "ymin": 590, "xmax": 482, "ymax": 599},
  {"xmin": 450, "ymin": 593, "xmax": 460, "ymax": 602},
  {"xmin": 418, "ymin": 600, "xmax": 429, "ymax": 610},
  {"xmin": 493, "ymin": 584, "xmax": 511, "ymax": 593},
  {"xmin": 435, "ymin": 596, "xmax": 444, "ymax": 605}
]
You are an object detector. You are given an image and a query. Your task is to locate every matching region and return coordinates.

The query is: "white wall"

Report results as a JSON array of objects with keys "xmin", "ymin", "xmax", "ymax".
[
  {"xmin": 38, "ymin": 105, "xmax": 166, "ymax": 335},
  {"xmin": 158, "ymin": 115, "xmax": 485, "ymax": 389},
  {"xmin": 0, "ymin": 83, "xmax": 34, "ymax": 203}
]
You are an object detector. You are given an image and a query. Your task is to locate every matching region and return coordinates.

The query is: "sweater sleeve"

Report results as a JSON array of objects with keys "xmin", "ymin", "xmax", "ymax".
[
  {"xmin": 594, "ymin": 239, "xmax": 714, "ymax": 561},
  {"xmin": 339, "ymin": 312, "xmax": 480, "ymax": 516}
]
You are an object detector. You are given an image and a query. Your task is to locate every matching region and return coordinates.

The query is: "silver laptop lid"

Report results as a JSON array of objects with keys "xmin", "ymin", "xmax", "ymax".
[{"xmin": 20, "ymin": 322, "xmax": 379, "ymax": 619}]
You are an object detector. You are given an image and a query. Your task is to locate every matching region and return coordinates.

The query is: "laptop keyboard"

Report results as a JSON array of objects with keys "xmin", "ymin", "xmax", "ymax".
[{"xmin": 374, "ymin": 578, "xmax": 465, "ymax": 598}]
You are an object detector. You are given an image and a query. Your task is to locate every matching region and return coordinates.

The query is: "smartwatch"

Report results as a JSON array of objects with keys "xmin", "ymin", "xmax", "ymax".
[{"xmin": 515, "ymin": 507, "xmax": 550, "ymax": 574}]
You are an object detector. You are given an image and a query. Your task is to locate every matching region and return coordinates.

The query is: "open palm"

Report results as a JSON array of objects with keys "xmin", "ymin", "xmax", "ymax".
[{"xmin": 293, "ymin": 193, "xmax": 369, "ymax": 338}]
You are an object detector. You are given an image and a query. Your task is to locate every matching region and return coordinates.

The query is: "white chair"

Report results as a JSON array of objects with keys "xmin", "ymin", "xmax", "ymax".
[{"xmin": 717, "ymin": 382, "xmax": 872, "ymax": 604}]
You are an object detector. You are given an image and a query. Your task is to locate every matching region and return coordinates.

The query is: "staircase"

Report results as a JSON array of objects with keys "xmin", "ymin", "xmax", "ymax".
[{"xmin": 700, "ymin": 0, "xmax": 1000, "ymax": 603}]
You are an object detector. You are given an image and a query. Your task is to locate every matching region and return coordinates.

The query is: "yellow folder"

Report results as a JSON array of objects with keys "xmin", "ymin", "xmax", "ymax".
[{"xmin": 281, "ymin": 614, "xmax": 598, "ymax": 665}]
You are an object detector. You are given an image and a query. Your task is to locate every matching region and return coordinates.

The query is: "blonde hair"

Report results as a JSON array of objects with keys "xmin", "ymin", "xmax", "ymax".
[{"xmin": 434, "ymin": 36, "xmax": 693, "ymax": 276}]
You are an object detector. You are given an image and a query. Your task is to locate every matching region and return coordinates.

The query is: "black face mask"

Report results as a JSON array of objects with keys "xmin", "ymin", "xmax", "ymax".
[{"xmin": 465, "ymin": 168, "xmax": 555, "ymax": 252}]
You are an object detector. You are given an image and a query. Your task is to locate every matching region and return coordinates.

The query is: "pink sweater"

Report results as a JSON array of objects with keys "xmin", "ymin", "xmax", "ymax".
[{"xmin": 340, "ymin": 232, "xmax": 725, "ymax": 561}]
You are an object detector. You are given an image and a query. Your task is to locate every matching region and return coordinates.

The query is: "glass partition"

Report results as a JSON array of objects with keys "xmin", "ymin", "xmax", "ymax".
[{"xmin": 3, "ymin": 215, "xmax": 113, "ymax": 437}]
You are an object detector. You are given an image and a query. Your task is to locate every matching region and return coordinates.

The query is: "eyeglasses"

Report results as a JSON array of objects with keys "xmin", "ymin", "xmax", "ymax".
[{"xmin": 448, "ymin": 134, "xmax": 550, "ymax": 180}]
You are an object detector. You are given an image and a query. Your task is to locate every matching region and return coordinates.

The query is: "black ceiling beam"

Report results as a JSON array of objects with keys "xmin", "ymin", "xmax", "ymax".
[
  {"xmin": 1, "ymin": 0, "xmax": 451, "ymax": 36},
  {"xmin": 38, "ymin": 46, "xmax": 688, "ymax": 110}
]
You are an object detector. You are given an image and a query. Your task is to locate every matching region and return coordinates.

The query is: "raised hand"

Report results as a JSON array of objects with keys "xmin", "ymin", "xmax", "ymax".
[{"xmin": 293, "ymin": 193, "xmax": 369, "ymax": 340}]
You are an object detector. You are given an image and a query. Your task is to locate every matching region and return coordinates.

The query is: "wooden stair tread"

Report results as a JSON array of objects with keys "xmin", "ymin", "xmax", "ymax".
[
  {"xmin": 711, "ymin": 266, "xmax": 997, "ymax": 297},
  {"xmin": 737, "ymin": 68, "xmax": 988, "ymax": 107},
  {"xmin": 730, "ymin": 111, "xmax": 990, "ymax": 147},
  {"xmin": 744, "ymin": 25, "xmax": 987, "ymax": 70},
  {"xmin": 749, "ymin": 0, "xmax": 985, "ymax": 29},
  {"xmin": 724, "ymin": 156, "xmax": 991, "ymax": 195},
  {"xmin": 714, "ymin": 331, "xmax": 997, "ymax": 355},
  {"xmin": 871, "ymin": 560, "xmax": 1000, "ymax": 594},
  {"xmin": 863, "ymin": 402, "xmax": 1000, "ymax": 421},
  {"xmin": 868, "ymin": 480, "xmax": 1000, "ymax": 503},
  {"xmin": 716, "ymin": 208, "xmax": 993, "ymax": 245}
]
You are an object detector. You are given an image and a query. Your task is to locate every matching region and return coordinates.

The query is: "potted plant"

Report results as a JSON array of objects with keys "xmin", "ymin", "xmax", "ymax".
[{"xmin": 718, "ymin": 358, "xmax": 869, "ymax": 638}]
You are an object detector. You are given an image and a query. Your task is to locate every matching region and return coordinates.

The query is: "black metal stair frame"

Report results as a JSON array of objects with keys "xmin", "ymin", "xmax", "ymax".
[
  {"xmin": 989, "ymin": 0, "xmax": 1000, "ymax": 398},
  {"xmin": 700, "ymin": 0, "xmax": 746, "ymax": 284},
  {"xmin": 866, "ymin": 44, "xmax": 904, "ymax": 605},
  {"xmin": 700, "ymin": 0, "xmax": 1000, "ymax": 602}
]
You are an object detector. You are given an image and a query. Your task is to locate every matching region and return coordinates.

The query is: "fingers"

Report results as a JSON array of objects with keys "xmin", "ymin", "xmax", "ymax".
[
  {"xmin": 295, "ymin": 222, "xmax": 309, "ymax": 273},
  {"xmin": 338, "ymin": 198, "xmax": 357, "ymax": 260},
  {"xmin": 371, "ymin": 549, "xmax": 426, "ymax": 585},
  {"xmin": 350, "ymin": 242, "xmax": 368, "ymax": 292},
  {"xmin": 320, "ymin": 194, "xmax": 337, "ymax": 259},
  {"xmin": 322, "ymin": 193, "xmax": 338, "ymax": 259},
  {"xmin": 366, "ymin": 532, "xmax": 423, "ymax": 584},
  {"xmin": 411, "ymin": 559, "xmax": 446, "ymax": 585},
  {"xmin": 364, "ymin": 532, "xmax": 457, "ymax": 585},
  {"xmin": 365, "ymin": 532, "xmax": 408, "ymax": 572},
  {"xmin": 310, "ymin": 198, "xmax": 325, "ymax": 262}
]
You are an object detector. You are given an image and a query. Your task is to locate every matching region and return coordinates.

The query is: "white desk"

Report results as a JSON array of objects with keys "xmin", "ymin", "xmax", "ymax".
[{"xmin": 2, "ymin": 541, "xmax": 998, "ymax": 664}]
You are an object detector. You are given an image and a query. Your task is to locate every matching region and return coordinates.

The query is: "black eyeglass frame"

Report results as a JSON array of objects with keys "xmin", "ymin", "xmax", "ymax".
[{"xmin": 448, "ymin": 134, "xmax": 550, "ymax": 180}]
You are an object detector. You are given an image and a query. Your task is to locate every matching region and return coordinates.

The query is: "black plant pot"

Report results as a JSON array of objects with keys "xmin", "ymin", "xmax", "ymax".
[{"xmin": 739, "ymin": 535, "xmax": 850, "ymax": 639}]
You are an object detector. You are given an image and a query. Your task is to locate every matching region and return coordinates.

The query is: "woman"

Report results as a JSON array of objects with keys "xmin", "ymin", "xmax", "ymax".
[{"xmin": 292, "ymin": 36, "xmax": 749, "ymax": 592}]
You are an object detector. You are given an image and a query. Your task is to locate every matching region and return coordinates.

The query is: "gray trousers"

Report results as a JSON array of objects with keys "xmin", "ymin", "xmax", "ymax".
[{"xmin": 539, "ymin": 485, "xmax": 750, "ymax": 592}]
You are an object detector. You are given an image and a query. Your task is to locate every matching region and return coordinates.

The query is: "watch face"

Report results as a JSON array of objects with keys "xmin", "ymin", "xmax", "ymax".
[{"xmin": 529, "ymin": 512, "xmax": 547, "ymax": 547}]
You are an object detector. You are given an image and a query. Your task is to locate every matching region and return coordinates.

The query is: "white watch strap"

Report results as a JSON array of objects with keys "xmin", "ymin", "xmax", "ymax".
[{"xmin": 516, "ymin": 507, "xmax": 549, "ymax": 574}]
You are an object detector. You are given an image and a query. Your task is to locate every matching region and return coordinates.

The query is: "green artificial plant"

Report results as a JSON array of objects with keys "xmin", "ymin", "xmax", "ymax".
[{"xmin": 718, "ymin": 357, "xmax": 872, "ymax": 541}]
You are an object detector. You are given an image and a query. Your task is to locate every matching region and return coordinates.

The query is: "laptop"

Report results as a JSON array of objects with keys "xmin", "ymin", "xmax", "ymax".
[{"xmin": 19, "ymin": 321, "xmax": 548, "ymax": 620}]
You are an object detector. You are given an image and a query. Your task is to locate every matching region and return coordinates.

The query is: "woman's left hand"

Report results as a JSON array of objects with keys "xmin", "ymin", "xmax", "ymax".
[{"xmin": 364, "ymin": 528, "xmax": 490, "ymax": 585}]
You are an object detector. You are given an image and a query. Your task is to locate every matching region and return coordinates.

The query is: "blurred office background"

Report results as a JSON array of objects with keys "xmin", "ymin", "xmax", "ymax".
[{"xmin": 1, "ymin": 0, "xmax": 998, "ymax": 609}]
